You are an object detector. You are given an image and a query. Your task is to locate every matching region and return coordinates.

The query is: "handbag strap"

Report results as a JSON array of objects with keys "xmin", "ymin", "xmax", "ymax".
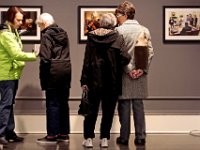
[{"xmin": 82, "ymin": 90, "xmax": 88, "ymax": 99}]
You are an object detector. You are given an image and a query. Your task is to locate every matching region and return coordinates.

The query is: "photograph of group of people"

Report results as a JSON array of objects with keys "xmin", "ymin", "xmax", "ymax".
[{"xmin": 168, "ymin": 10, "xmax": 200, "ymax": 36}]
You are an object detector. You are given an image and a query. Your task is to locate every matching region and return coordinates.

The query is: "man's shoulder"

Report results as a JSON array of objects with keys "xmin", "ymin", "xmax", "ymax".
[{"xmin": 139, "ymin": 25, "xmax": 151, "ymax": 35}]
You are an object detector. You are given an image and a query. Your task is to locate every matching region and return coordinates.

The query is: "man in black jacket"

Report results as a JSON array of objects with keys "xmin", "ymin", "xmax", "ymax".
[{"xmin": 36, "ymin": 13, "xmax": 71, "ymax": 144}]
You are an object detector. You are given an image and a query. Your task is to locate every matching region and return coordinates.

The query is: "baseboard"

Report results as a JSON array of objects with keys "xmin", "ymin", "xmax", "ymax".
[{"xmin": 14, "ymin": 114, "xmax": 200, "ymax": 134}]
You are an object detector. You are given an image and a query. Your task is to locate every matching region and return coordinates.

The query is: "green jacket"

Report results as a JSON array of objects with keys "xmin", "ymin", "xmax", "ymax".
[{"xmin": 0, "ymin": 22, "xmax": 37, "ymax": 80}]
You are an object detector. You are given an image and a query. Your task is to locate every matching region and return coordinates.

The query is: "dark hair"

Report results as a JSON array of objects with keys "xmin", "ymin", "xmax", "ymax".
[
  {"xmin": 6, "ymin": 6, "xmax": 25, "ymax": 23},
  {"xmin": 115, "ymin": 1, "xmax": 135, "ymax": 19}
]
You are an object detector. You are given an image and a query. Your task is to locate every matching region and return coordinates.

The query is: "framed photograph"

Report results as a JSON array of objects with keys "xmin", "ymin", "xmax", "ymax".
[
  {"xmin": 163, "ymin": 6, "xmax": 200, "ymax": 43},
  {"xmin": 78, "ymin": 6, "xmax": 116, "ymax": 43},
  {"xmin": 0, "ymin": 6, "xmax": 42, "ymax": 43}
]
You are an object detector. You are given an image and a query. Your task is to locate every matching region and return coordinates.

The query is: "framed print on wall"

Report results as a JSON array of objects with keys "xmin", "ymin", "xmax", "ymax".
[
  {"xmin": 163, "ymin": 6, "xmax": 200, "ymax": 43},
  {"xmin": 0, "ymin": 6, "xmax": 42, "ymax": 44},
  {"xmin": 78, "ymin": 6, "xmax": 116, "ymax": 44}
]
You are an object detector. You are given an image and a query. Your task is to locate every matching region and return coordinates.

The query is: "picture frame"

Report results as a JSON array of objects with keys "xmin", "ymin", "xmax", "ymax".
[
  {"xmin": 78, "ymin": 6, "xmax": 116, "ymax": 44},
  {"xmin": 0, "ymin": 6, "xmax": 42, "ymax": 44},
  {"xmin": 163, "ymin": 6, "xmax": 200, "ymax": 43}
]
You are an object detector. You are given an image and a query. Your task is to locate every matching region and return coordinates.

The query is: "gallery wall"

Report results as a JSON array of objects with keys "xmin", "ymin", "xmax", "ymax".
[{"xmin": 0, "ymin": 0, "xmax": 200, "ymax": 114}]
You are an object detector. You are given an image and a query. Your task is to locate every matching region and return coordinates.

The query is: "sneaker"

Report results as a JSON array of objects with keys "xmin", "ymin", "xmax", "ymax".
[
  {"xmin": 37, "ymin": 136, "xmax": 57, "ymax": 144},
  {"xmin": 57, "ymin": 134, "xmax": 69, "ymax": 143},
  {"xmin": 100, "ymin": 138, "xmax": 108, "ymax": 148},
  {"xmin": 6, "ymin": 135, "xmax": 24, "ymax": 143},
  {"xmin": 0, "ymin": 137, "xmax": 8, "ymax": 145},
  {"xmin": 82, "ymin": 138, "xmax": 93, "ymax": 148}
]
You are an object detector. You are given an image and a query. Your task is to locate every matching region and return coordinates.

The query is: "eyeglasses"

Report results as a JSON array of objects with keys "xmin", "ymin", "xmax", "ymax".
[{"xmin": 115, "ymin": 13, "xmax": 124, "ymax": 18}]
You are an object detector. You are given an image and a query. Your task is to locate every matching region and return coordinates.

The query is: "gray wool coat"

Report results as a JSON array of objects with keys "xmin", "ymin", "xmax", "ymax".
[{"xmin": 115, "ymin": 20, "xmax": 154, "ymax": 99}]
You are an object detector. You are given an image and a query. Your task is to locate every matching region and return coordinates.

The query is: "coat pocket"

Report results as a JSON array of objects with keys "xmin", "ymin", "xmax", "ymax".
[{"xmin": 50, "ymin": 59, "xmax": 71, "ymax": 88}]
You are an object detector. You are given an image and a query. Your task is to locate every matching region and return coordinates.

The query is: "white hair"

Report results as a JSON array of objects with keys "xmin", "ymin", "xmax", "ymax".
[
  {"xmin": 36, "ymin": 13, "xmax": 55, "ymax": 26},
  {"xmin": 99, "ymin": 13, "xmax": 117, "ymax": 29}
]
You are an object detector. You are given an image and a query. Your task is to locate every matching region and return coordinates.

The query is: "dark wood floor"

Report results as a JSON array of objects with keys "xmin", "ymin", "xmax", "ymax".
[{"xmin": 1, "ymin": 133, "xmax": 200, "ymax": 150}]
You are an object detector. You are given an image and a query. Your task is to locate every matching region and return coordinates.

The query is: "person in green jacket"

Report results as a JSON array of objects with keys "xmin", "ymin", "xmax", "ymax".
[{"xmin": 0, "ymin": 6, "xmax": 37, "ymax": 145}]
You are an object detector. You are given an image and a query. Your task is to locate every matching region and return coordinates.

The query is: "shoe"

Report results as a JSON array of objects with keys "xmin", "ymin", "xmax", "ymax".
[
  {"xmin": 0, "ymin": 137, "xmax": 8, "ymax": 145},
  {"xmin": 6, "ymin": 135, "xmax": 23, "ymax": 143},
  {"xmin": 57, "ymin": 134, "xmax": 69, "ymax": 143},
  {"xmin": 134, "ymin": 139, "xmax": 145, "ymax": 146},
  {"xmin": 82, "ymin": 138, "xmax": 93, "ymax": 148},
  {"xmin": 100, "ymin": 138, "xmax": 108, "ymax": 148},
  {"xmin": 37, "ymin": 136, "xmax": 57, "ymax": 144},
  {"xmin": 116, "ymin": 137, "xmax": 128, "ymax": 145}
]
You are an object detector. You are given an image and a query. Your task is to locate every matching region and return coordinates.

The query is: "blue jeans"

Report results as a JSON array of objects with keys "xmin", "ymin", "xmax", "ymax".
[
  {"xmin": 45, "ymin": 88, "xmax": 70, "ymax": 136},
  {"xmin": 0, "ymin": 80, "xmax": 18, "ymax": 137},
  {"xmin": 117, "ymin": 99, "xmax": 146, "ymax": 141}
]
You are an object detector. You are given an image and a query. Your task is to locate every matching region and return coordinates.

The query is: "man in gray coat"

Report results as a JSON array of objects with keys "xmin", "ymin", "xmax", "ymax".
[{"xmin": 115, "ymin": 1, "xmax": 154, "ymax": 146}]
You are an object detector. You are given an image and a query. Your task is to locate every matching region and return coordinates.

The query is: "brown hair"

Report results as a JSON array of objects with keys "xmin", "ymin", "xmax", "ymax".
[
  {"xmin": 6, "ymin": 6, "xmax": 25, "ymax": 23},
  {"xmin": 115, "ymin": 1, "xmax": 136, "ymax": 19}
]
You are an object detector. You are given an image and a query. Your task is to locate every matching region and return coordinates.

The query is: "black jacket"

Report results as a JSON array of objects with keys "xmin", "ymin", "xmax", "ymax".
[
  {"xmin": 39, "ymin": 24, "xmax": 71, "ymax": 90},
  {"xmin": 80, "ymin": 28, "xmax": 130, "ymax": 96}
]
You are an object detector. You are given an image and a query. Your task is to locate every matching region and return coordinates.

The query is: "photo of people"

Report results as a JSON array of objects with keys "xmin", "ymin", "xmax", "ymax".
[
  {"xmin": 164, "ymin": 7, "xmax": 200, "ymax": 40},
  {"xmin": 164, "ymin": 7, "xmax": 200, "ymax": 42},
  {"xmin": 168, "ymin": 12, "xmax": 199, "ymax": 36}
]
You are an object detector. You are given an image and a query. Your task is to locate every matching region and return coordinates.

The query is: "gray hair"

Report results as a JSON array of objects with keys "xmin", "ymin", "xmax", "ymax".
[
  {"xmin": 36, "ymin": 13, "xmax": 55, "ymax": 26},
  {"xmin": 99, "ymin": 13, "xmax": 117, "ymax": 29}
]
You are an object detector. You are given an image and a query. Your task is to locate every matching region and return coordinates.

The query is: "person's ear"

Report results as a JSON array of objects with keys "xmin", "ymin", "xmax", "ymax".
[{"xmin": 124, "ymin": 14, "xmax": 128, "ymax": 19}]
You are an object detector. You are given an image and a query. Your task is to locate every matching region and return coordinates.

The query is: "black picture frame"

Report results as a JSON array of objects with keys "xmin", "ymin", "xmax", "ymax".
[
  {"xmin": 163, "ymin": 6, "xmax": 200, "ymax": 43},
  {"xmin": 0, "ymin": 6, "xmax": 42, "ymax": 44},
  {"xmin": 78, "ymin": 6, "xmax": 116, "ymax": 44}
]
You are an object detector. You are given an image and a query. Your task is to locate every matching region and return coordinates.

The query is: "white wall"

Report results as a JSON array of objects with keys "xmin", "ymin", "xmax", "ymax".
[{"xmin": 15, "ymin": 114, "xmax": 200, "ymax": 134}]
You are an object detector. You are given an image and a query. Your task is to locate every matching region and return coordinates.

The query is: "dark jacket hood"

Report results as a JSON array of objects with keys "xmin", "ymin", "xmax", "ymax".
[
  {"xmin": 87, "ymin": 28, "xmax": 119, "ymax": 44},
  {"xmin": 0, "ymin": 23, "xmax": 8, "ymax": 30},
  {"xmin": 42, "ymin": 24, "xmax": 68, "ymax": 46}
]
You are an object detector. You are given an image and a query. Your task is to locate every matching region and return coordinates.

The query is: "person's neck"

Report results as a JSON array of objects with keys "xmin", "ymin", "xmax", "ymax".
[{"xmin": 119, "ymin": 19, "xmax": 127, "ymax": 25}]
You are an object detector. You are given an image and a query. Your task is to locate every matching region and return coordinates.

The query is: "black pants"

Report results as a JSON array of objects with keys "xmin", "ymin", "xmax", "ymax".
[{"xmin": 83, "ymin": 92, "xmax": 117, "ymax": 139}]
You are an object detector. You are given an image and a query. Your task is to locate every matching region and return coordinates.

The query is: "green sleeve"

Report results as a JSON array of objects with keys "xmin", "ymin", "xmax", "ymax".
[{"xmin": 1, "ymin": 32, "xmax": 37, "ymax": 61}]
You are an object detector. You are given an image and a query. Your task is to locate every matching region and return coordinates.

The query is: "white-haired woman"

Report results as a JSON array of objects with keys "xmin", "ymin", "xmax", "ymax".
[
  {"xmin": 80, "ymin": 13, "xmax": 130, "ymax": 148},
  {"xmin": 36, "ymin": 13, "xmax": 71, "ymax": 144}
]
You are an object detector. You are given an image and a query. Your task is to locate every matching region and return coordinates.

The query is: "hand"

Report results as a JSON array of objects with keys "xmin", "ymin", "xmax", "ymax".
[
  {"xmin": 32, "ymin": 48, "xmax": 40, "ymax": 56},
  {"xmin": 129, "ymin": 69, "xmax": 137, "ymax": 79},
  {"xmin": 128, "ymin": 69, "xmax": 144, "ymax": 79},
  {"xmin": 135, "ymin": 69, "xmax": 144, "ymax": 78},
  {"xmin": 82, "ymin": 85, "xmax": 89, "ymax": 92}
]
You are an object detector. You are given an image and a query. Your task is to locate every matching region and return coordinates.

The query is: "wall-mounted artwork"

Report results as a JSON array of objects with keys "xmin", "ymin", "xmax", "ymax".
[
  {"xmin": 0, "ymin": 6, "xmax": 42, "ymax": 43},
  {"xmin": 78, "ymin": 6, "xmax": 116, "ymax": 44},
  {"xmin": 163, "ymin": 6, "xmax": 200, "ymax": 43}
]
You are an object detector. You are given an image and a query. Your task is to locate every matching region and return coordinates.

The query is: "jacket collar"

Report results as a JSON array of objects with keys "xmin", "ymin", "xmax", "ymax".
[
  {"xmin": 41, "ymin": 23, "xmax": 58, "ymax": 33},
  {"xmin": 122, "ymin": 19, "xmax": 139, "ymax": 25},
  {"xmin": 4, "ymin": 21, "xmax": 22, "ymax": 48}
]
